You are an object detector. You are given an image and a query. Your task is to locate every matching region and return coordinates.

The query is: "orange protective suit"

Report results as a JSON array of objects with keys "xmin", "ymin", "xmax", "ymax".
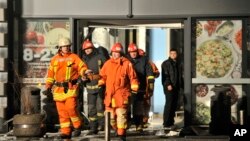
[
  {"xmin": 98, "ymin": 57, "xmax": 139, "ymax": 136},
  {"xmin": 45, "ymin": 53, "xmax": 87, "ymax": 136}
]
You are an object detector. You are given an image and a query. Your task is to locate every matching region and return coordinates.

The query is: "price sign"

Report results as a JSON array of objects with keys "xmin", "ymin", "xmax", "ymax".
[{"xmin": 23, "ymin": 47, "xmax": 58, "ymax": 62}]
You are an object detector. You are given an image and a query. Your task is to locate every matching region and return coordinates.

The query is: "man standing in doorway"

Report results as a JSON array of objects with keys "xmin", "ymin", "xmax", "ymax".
[{"xmin": 161, "ymin": 48, "xmax": 183, "ymax": 130}]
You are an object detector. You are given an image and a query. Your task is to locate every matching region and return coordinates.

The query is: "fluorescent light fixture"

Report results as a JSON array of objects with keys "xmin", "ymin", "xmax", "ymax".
[
  {"xmin": 130, "ymin": 23, "xmax": 183, "ymax": 29},
  {"xmin": 88, "ymin": 25, "xmax": 137, "ymax": 29},
  {"xmin": 89, "ymin": 23, "xmax": 183, "ymax": 29}
]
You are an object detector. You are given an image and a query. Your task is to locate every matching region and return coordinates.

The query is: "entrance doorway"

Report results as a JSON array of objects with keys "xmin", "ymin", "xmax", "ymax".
[{"xmin": 77, "ymin": 19, "xmax": 184, "ymax": 129}]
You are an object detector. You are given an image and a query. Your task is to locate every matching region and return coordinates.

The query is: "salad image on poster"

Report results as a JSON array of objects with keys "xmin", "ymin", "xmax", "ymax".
[{"xmin": 195, "ymin": 20, "xmax": 242, "ymax": 78}]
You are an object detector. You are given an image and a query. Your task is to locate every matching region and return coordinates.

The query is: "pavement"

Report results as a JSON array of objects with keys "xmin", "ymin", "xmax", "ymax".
[{"xmin": 0, "ymin": 113, "xmax": 230, "ymax": 141}]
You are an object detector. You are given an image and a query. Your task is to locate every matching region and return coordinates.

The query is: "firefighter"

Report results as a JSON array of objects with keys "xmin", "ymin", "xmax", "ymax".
[
  {"xmin": 81, "ymin": 39, "xmax": 109, "ymax": 135},
  {"xmin": 126, "ymin": 43, "xmax": 155, "ymax": 132},
  {"xmin": 98, "ymin": 43, "xmax": 139, "ymax": 141},
  {"xmin": 43, "ymin": 37, "xmax": 89, "ymax": 139},
  {"xmin": 138, "ymin": 48, "xmax": 160, "ymax": 128}
]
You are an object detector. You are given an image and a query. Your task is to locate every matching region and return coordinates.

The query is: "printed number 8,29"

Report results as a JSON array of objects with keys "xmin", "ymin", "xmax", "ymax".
[{"xmin": 23, "ymin": 48, "xmax": 54, "ymax": 62}]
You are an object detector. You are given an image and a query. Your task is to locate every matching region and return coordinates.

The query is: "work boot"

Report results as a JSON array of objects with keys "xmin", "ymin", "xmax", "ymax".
[
  {"xmin": 164, "ymin": 125, "xmax": 177, "ymax": 131},
  {"xmin": 86, "ymin": 129, "xmax": 98, "ymax": 135},
  {"xmin": 60, "ymin": 134, "xmax": 71, "ymax": 139},
  {"xmin": 136, "ymin": 125, "xmax": 144, "ymax": 135},
  {"xmin": 118, "ymin": 135, "xmax": 126, "ymax": 141},
  {"xmin": 97, "ymin": 125, "xmax": 104, "ymax": 131},
  {"xmin": 72, "ymin": 128, "xmax": 81, "ymax": 137},
  {"xmin": 110, "ymin": 129, "xmax": 118, "ymax": 137},
  {"xmin": 136, "ymin": 125, "xmax": 143, "ymax": 132},
  {"xmin": 143, "ymin": 122, "xmax": 150, "ymax": 128}
]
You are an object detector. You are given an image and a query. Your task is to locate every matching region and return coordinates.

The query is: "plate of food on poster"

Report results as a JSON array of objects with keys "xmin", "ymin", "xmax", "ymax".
[
  {"xmin": 196, "ymin": 20, "xmax": 242, "ymax": 78},
  {"xmin": 196, "ymin": 39, "xmax": 237, "ymax": 78}
]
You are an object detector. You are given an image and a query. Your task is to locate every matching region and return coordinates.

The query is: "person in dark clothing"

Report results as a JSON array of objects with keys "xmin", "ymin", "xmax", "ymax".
[
  {"xmin": 126, "ymin": 43, "xmax": 155, "ymax": 132},
  {"xmin": 81, "ymin": 39, "xmax": 109, "ymax": 134},
  {"xmin": 161, "ymin": 48, "xmax": 183, "ymax": 129}
]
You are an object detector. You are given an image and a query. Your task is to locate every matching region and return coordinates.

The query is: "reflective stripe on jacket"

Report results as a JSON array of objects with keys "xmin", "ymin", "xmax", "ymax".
[{"xmin": 45, "ymin": 53, "xmax": 88, "ymax": 101}]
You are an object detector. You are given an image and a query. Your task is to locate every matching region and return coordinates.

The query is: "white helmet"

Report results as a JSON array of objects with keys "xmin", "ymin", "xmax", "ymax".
[{"xmin": 58, "ymin": 37, "xmax": 71, "ymax": 47}]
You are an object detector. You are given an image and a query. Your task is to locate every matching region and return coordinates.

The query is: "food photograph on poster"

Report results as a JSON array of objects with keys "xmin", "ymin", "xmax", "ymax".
[
  {"xmin": 22, "ymin": 21, "xmax": 70, "ymax": 84},
  {"xmin": 195, "ymin": 20, "xmax": 242, "ymax": 79},
  {"xmin": 193, "ymin": 84, "xmax": 242, "ymax": 125}
]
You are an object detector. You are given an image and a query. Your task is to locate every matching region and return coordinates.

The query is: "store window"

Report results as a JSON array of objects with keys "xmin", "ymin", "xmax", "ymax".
[
  {"xmin": 191, "ymin": 19, "xmax": 249, "ymax": 126},
  {"xmin": 21, "ymin": 20, "xmax": 70, "ymax": 84}
]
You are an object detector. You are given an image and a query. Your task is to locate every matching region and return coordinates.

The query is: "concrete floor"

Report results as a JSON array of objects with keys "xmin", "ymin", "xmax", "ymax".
[{"xmin": 0, "ymin": 112, "xmax": 231, "ymax": 141}]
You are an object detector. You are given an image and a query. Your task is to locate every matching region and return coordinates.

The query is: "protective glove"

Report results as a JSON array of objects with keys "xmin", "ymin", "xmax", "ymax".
[
  {"xmin": 98, "ymin": 85, "xmax": 105, "ymax": 99},
  {"xmin": 86, "ymin": 74, "xmax": 95, "ymax": 81},
  {"xmin": 42, "ymin": 88, "xmax": 52, "ymax": 96},
  {"xmin": 42, "ymin": 88, "xmax": 53, "ymax": 101},
  {"xmin": 87, "ymin": 74, "xmax": 101, "ymax": 81},
  {"xmin": 148, "ymin": 83, "xmax": 154, "ymax": 93},
  {"xmin": 131, "ymin": 90, "xmax": 137, "ymax": 95},
  {"xmin": 81, "ymin": 75, "xmax": 90, "ymax": 83},
  {"xmin": 85, "ymin": 69, "xmax": 93, "ymax": 75}
]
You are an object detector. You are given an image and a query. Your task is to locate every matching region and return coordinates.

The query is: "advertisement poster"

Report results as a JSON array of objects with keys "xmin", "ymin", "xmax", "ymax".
[
  {"xmin": 195, "ymin": 20, "xmax": 242, "ymax": 79},
  {"xmin": 193, "ymin": 19, "xmax": 244, "ymax": 125},
  {"xmin": 193, "ymin": 84, "xmax": 242, "ymax": 125},
  {"xmin": 22, "ymin": 20, "xmax": 70, "ymax": 84}
]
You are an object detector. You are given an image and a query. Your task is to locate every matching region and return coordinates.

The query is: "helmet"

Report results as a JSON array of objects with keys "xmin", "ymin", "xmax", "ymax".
[
  {"xmin": 82, "ymin": 39, "xmax": 94, "ymax": 50},
  {"xmin": 127, "ymin": 43, "xmax": 138, "ymax": 52},
  {"xmin": 58, "ymin": 37, "xmax": 71, "ymax": 47},
  {"xmin": 111, "ymin": 43, "xmax": 123, "ymax": 53},
  {"xmin": 138, "ymin": 49, "xmax": 145, "ymax": 56}
]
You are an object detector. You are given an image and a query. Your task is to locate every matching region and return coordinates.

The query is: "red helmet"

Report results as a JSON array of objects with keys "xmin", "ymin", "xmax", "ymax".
[
  {"xmin": 138, "ymin": 49, "xmax": 145, "ymax": 56},
  {"xmin": 111, "ymin": 43, "xmax": 123, "ymax": 53},
  {"xmin": 82, "ymin": 39, "xmax": 94, "ymax": 50},
  {"xmin": 128, "ymin": 43, "xmax": 138, "ymax": 52}
]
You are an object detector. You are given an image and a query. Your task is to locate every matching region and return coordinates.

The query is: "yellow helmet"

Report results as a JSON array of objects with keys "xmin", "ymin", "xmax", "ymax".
[{"xmin": 58, "ymin": 37, "xmax": 71, "ymax": 47}]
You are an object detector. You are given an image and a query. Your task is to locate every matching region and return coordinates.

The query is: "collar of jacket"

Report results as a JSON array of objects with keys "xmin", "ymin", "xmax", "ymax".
[
  {"xmin": 169, "ymin": 57, "xmax": 177, "ymax": 62},
  {"xmin": 111, "ymin": 57, "xmax": 124, "ymax": 65}
]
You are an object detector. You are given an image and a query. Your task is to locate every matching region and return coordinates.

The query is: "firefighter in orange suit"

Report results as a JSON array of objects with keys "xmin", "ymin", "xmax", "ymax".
[
  {"xmin": 98, "ymin": 43, "xmax": 139, "ymax": 141},
  {"xmin": 138, "ymin": 48, "xmax": 160, "ymax": 128},
  {"xmin": 43, "ymin": 37, "xmax": 88, "ymax": 139}
]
